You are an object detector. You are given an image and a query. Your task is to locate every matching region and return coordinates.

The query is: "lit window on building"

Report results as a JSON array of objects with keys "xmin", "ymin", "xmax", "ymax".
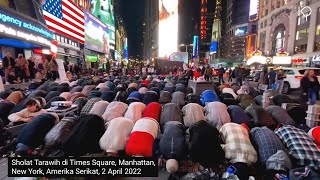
[{"xmin": 316, "ymin": 25, "xmax": 320, "ymax": 36}]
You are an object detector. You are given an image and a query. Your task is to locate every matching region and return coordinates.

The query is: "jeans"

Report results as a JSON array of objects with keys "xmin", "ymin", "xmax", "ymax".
[
  {"xmin": 308, "ymin": 88, "xmax": 317, "ymax": 105},
  {"xmin": 219, "ymin": 75, "xmax": 224, "ymax": 84}
]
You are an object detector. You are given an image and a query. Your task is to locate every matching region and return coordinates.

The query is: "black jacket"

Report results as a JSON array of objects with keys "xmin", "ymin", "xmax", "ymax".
[
  {"xmin": 2, "ymin": 56, "xmax": 15, "ymax": 69},
  {"xmin": 300, "ymin": 76, "xmax": 320, "ymax": 101}
]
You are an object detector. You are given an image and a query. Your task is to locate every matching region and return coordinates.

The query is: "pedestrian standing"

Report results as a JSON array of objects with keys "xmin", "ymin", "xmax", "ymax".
[
  {"xmin": 44, "ymin": 58, "xmax": 50, "ymax": 79},
  {"xmin": 205, "ymin": 66, "xmax": 212, "ymax": 81},
  {"xmin": 28, "ymin": 57, "xmax": 35, "ymax": 80},
  {"xmin": 276, "ymin": 69, "xmax": 286, "ymax": 94},
  {"xmin": 49, "ymin": 58, "xmax": 59, "ymax": 81},
  {"xmin": 259, "ymin": 67, "xmax": 268, "ymax": 86},
  {"xmin": 218, "ymin": 65, "xmax": 225, "ymax": 84},
  {"xmin": 15, "ymin": 54, "xmax": 30, "ymax": 82},
  {"xmin": 228, "ymin": 68, "xmax": 233, "ymax": 82},
  {"xmin": 300, "ymin": 69, "xmax": 320, "ymax": 105},
  {"xmin": 2, "ymin": 51, "xmax": 15, "ymax": 84},
  {"xmin": 268, "ymin": 68, "xmax": 276, "ymax": 89},
  {"xmin": 236, "ymin": 65, "xmax": 244, "ymax": 86}
]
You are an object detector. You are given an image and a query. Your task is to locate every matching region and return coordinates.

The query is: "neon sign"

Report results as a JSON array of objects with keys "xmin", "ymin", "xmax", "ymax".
[
  {"xmin": 0, "ymin": 12, "xmax": 54, "ymax": 39},
  {"xmin": 0, "ymin": 23, "xmax": 52, "ymax": 46},
  {"xmin": 200, "ymin": 0, "xmax": 208, "ymax": 40}
]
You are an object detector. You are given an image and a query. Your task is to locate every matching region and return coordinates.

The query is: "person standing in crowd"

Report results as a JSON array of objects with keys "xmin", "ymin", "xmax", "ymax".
[
  {"xmin": 236, "ymin": 65, "xmax": 244, "ymax": 86},
  {"xmin": 268, "ymin": 68, "xmax": 276, "ymax": 89},
  {"xmin": 218, "ymin": 65, "xmax": 225, "ymax": 84},
  {"xmin": 205, "ymin": 66, "xmax": 213, "ymax": 81},
  {"xmin": 48, "ymin": 58, "xmax": 59, "ymax": 81},
  {"xmin": 228, "ymin": 68, "xmax": 233, "ymax": 82},
  {"xmin": 276, "ymin": 69, "xmax": 286, "ymax": 93},
  {"xmin": 44, "ymin": 58, "xmax": 50, "ymax": 79},
  {"xmin": 301, "ymin": 69, "xmax": 320, "ymax": 105},
  {"xmin": 28, "ymin": 57, "xmax": 35, "ymax": 80},
  {"xmin": 15, "ymin": 54, "xmax": 30, "ymax": 82},
  {"xmin": 2, "ymin": 51, "xmax": 15, "ymax": 84},
  {"xmin": 259, "ymin": 67, "xmax": 268, "ymax": 86}
]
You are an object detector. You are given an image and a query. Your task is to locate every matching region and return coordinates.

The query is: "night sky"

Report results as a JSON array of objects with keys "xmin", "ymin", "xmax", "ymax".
[{"xmin": 121, "ymin": 0, "xmax": 145, "ymax": 59}]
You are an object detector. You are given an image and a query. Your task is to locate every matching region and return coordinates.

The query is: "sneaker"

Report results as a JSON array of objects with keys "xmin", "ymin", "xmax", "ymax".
[{"xmin": 5, "ymin": 82, "xmax": 9, "ymax": 85}]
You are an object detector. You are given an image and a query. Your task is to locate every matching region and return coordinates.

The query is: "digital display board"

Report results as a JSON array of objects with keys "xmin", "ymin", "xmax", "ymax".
[
  {"xmin": 246, "ymin": 34, "xmax": 257, "ymax": 59},
  {"xmin": 84, "ymin": 9, "xmax": 110, "ymax": 54},
  {"xmin": 159, "ymin": 0, "xmax": 178, "ymax": 57},
  {"xmin": 124, "ymin": 38, "xmax": 128, "ymax": 63},
  {"xmin": 91, "ymin": 0, "xmax": 115, "ymax": 50},
  {"xmin": 235, "ymin": 27, "xmax": 247, "ymax": 36},
  {"xmin": 193, "ymin": 36, "xmax": 199, "ymax": 58},
  {"xmin": 210, "ymin": 42, "xmax": 218, "ymax": 54}
]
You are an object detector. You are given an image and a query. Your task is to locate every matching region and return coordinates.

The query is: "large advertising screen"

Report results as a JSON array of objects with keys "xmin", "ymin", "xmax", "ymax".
[
  {"xmin": 235, "ymin": 26, "xmax": 247, "ymax": 36},
  {"xmin": 159, "ymin": 0, "xmax": 178, "ymax": 58},
  {"xmin": 193, "ymin": 36, "xmax": 199, "ymax": 58},
  {"xmin": 124, "ymin": 38, "xmax": 128, "ymax": 63},
  {"xmin": 249, "ymin": 0, "xmax": 258, "ymax": 20},
  {"xmin": 91, "ymin": 0, "xmax": 115, "ymax": 49},
  {"xmin": 84, "ymin": 10, "xmax": 110, "ymax": 55},
  {"xmin": 210, "ymin": 42, "xmax": 218, "ymax": 55}
]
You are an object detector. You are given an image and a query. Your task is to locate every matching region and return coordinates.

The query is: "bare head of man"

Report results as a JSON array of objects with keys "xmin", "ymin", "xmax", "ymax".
[{"xmin": 6, "ymin": 51, "xmax": 11, "ymax": 58}]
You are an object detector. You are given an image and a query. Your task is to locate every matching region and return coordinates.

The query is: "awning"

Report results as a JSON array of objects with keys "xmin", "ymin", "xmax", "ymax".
[{"xmin": 247, "ymin": 56, "xmax": 267, "ymax": 65}]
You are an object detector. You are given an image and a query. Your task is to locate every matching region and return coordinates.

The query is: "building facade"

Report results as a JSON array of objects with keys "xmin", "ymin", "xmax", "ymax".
[
  {"xmin": 143, "ymin": 0, "xmax": 158, "ymax": 60},
  {"xmin": 258, "ymin": 0, "xmax": 320, "ymax": 62},
  {"xmin": 220, "ymin": 0, "xmax": 251, "ymax": 61}
]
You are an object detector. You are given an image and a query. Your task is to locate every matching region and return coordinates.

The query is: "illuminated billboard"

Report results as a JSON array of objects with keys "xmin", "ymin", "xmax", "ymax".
[
  {"xmin": 84, "ymin": 9, "xmax": 110, "ymax": 54},
  {"xmin": 92, "ymin": 0, "xmax": 115, "ymax": 50},
  {"xmin": 159, "ymin": 0, "xmax": 178, "ymax": 58},
  {"xmin": 235, "ymin": 27, "xmax": 247, "ymax": 36},
  {"xmin": 210, "ymin": 42, "xmax": 218, "ymax": 55},
  {"xmin": 249, "ymin": 0, "xmax": 259, "ymax": 20},
  {"xmin": 193, "ymin": 36, "xmax": 199, "ymax": 58}
]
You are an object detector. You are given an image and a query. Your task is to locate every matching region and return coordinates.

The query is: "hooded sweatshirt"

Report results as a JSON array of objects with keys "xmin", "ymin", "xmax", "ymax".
[
  {"xmin": 89, "ymin": 101, "xmax": 109, "ymax": 116},
  {"xmin": 182, "ymin": 103, "xmax": 206, "ymax": 127},
  {"xmin": 102, "ymin": 101, "xmax": 128, "ymax": 122},
  {"xmin": 205, "ymin": 102, "xmax": 231, "ymax": 130},
  {"xmin": 171, "ymin": 91, "xmax": 185, "ymax": 108}
]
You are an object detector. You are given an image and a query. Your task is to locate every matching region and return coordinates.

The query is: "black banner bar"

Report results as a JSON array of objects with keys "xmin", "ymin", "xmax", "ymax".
[{"xmin": 8, "ymin": 157, "xmax": 158, "ymax": 177}]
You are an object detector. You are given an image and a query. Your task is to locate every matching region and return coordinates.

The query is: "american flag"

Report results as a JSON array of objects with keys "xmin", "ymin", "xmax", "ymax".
[{"xmin": 43, "ymin": 0, "xmax": 85, "ymax": 44}]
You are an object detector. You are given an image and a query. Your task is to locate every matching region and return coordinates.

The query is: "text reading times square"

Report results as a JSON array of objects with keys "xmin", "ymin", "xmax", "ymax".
[
  {"xmin": 12, "ymin": 167, "xmax": 142, "ymax": 176},
  {"xmin": 11, "ymin": 158, "xmax": 156, "ymax": 167}
]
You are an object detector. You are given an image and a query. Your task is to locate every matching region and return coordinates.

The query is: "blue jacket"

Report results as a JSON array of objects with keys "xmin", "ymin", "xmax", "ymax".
[{"xmin": 200, "ymin": 90, "xmax": 220, "ymax": 106}]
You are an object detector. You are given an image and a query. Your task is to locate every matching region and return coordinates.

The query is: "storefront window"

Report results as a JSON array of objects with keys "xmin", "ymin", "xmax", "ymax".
[
  {"xmin": 295, "ymin": 44, "xmax": 308, "ymax": 54},
  {"xmin": 296, "ymin": 29, "xmax": 309, "ymax": 40}
]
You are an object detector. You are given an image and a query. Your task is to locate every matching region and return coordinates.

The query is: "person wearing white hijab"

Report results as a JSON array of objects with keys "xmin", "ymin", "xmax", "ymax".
[
  {"xmin": 59, "ymin": 92, "xmax": 72, "ymax": 101},
  {"xmin": 124, "ymin": 102, "xmax": 146, "ymax": 123},
  {"xmin": 222, "ymin": 88, "xmax": 238, "ymax": 99},
  {"xmin": 138, "ymin": 87, "xmax": 148, "ymax": 95},
  {"xmin": 102, "ymin": 101, "xmax": 128, "ymax": 123},
  {"xmin": 89, "ymin": 101, "xmax": 109, "ymax": 116}
]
